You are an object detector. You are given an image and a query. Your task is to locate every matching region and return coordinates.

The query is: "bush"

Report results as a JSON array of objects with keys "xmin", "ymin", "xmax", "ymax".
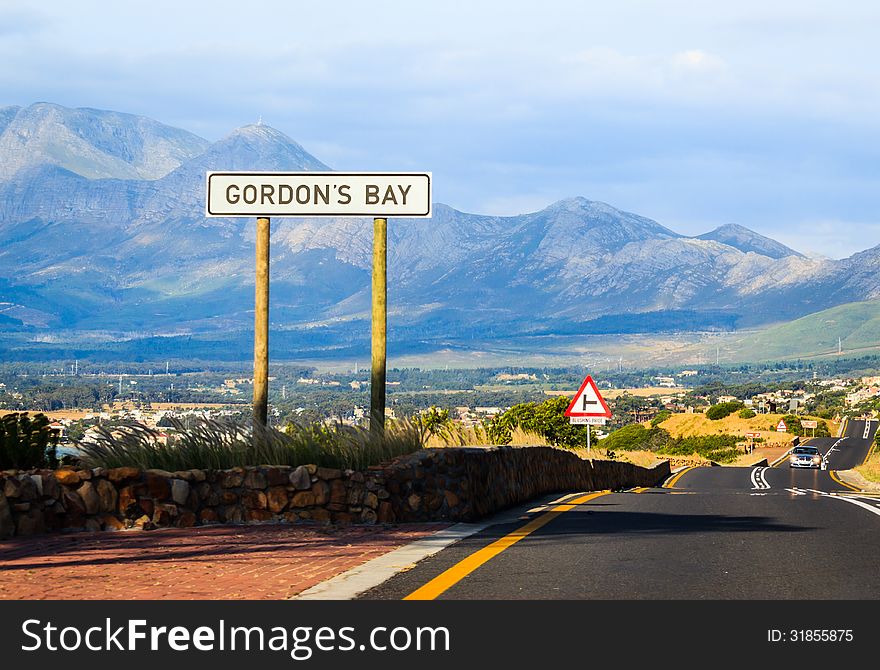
[
  {"xmin": 488, "ymin": 397, "xmax": 592, "ymax": 449},
  {"xmin": 650, "ymin": 410, "xmax": 672, "ymax": 427},
  {"xmin": 738, "ymin": 408, "xmax": 757, "ymax": 419},
  {"xmin": 0, "ymin": 412, "xmax": 59, "ymax": 470},
  {"xmin": 601, "ymin": 425, "xmax": 670, "ymax": 452},
  {"xmin": 706, "ymin": 401, "xmax": 745, "ymax": 420},
  {"xmin": 416, "ymin": 406, "xmax": 451, "ymax": 437},
  {"xmin": 77, "ymin": 417, "xmax": 422, "ymax": 471},
  {"xmin": 657, "ymin": 435, "xmax": 741, "ymax": 463}
]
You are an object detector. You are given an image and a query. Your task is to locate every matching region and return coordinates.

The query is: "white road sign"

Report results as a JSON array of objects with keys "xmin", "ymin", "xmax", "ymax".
[
  {"xmin": 206, "ymin": 172, "xmax": 431, "ymax": 218},
  {"xmin": 564, "ymin": 375, "xmax": 613, "ymax": 420}
]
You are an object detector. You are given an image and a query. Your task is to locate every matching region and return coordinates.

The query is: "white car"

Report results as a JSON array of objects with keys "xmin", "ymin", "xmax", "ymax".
[{"xmin": 789, "ymin": 445, "xmax": 822, "ymax": 469}]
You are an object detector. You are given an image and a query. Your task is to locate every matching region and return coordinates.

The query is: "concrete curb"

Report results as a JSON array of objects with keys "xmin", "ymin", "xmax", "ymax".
[
  {"xmin": 292, "ymin": 491, "xmax": 584, "ymax": 600},
  {"xmin": 837, "ymin": 469, "xmax": 880, "ymax": 493},
  {"xmin": 748, "ymin": 458, "xmax": 769, "ymax": 467}
]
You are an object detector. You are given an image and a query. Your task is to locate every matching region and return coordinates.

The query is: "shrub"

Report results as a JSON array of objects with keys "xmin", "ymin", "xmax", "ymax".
[
  {"xmin": 416, "ymin": 406, "xmax": 451, "ymax": 437},
  {"xmin": 601, "ymin": 425, "xmax": 670, "ymax": 452},
  {"xmin": 488, "ymin": 397, "xmax": 592, "ymax": 449},
  {"xmin": 650, "ymin": 410, "xmax": 672, "ymax": 427},
  {"xmin": 706, "ymin": 401, "xmax": 745, "ymax": 420},
  {"xmin": 738, "ymin": 408, "xmax": 757, "ymax": 419},
  {"xmin": 657, "ymin": 435, "xmax": 741, "ymax": 463},
  {"xmin": 76, "ymin": 417, "xmax": 421, "ymax": 471},
  {"xmin": 0, "ymin": 412, "xmax": 58, "ymax": 470}
]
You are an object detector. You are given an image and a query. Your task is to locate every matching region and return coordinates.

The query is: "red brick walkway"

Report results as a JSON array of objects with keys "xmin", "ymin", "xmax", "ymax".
[{"xmin": 0, "ymin": 523, "xmax": 448, "ymax": 600}]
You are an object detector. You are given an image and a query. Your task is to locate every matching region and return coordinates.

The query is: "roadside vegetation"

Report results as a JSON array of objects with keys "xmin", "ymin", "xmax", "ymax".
[
  {"xmin": 855, "ymin": 432, "xmax": 880, "ymax": 484},
  {"xmin": 76, "ymin": 417, "xmax": 421, "ymax": 471},
  {"xmin": 0, "ymin": 412, "xmax": 58, "ymax": 470},
  {"xmin": 705, "ymin": 401, "xmax": 745, "ymax": 420},
  {"xmin": 599, "ymin": 424, "xmax": 742, "ymax": 463}
]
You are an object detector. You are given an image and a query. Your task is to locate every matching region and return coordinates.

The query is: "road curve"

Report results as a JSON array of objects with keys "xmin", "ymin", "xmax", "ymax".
[{"xmin": 362, "ymin": 419, "xmax": 880, "ymax": 600}]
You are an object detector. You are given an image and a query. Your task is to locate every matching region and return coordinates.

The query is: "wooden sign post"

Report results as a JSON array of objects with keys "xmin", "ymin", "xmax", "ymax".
[{"xmin": 206, "ymin": 172, "xmax": 431, "ymax": 431}]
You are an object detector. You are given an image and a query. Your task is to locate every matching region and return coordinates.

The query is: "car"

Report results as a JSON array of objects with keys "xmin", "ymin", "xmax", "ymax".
[{"xmin": 789, "ymin": 445, "xmax": 822, "ymax": 469}]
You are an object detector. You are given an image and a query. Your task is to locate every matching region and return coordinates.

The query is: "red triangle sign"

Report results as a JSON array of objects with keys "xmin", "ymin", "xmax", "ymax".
[{"xmin": 564, "ymin": 375, "xmax": 612, "ymax": 418}]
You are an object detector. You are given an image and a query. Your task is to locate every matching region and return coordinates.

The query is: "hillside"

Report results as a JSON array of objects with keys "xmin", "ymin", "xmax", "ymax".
[{"xmin": 727, "ymin": 299, "xmax": 880, "ymax": 361}]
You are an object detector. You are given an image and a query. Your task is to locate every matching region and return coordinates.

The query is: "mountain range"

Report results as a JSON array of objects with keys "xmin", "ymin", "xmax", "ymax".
[{"xmin": 1, "ymin": 102, "xmax": 878, "ymax": 362}]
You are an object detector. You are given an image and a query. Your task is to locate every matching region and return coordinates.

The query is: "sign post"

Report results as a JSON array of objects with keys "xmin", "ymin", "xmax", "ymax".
[
  {"xmin": 206, "ymin": 172, "xmax": 432, "ymax": 433},
  {"xmin": 564, "ymin": 375, "xmax": 613, "ymax": 454},
  {"xmin": 253, "ymin": 216, "xmax": 270, "ymax": 426},
  {"xmin": 801, "ymin": 419, "xmax": 817, "ymax": 438},
  {"xmin": 745, "ymin": 431, "xmax": 761, "ymax": 454},
  {"xmin": 371, "ymin": 217, "xmax": 387, "ymax": 438}
]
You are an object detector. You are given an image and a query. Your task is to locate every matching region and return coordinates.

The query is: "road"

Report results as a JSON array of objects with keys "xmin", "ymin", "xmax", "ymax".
[{"xmin": 363, "ymin": 418, "xmax": 879, "ymax": 600}]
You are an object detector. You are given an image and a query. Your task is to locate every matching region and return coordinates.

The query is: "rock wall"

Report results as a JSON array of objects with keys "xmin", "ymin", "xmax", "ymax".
[{"xmin": 0, "ymin": 447, "xmax": 670, "ymax": 538}]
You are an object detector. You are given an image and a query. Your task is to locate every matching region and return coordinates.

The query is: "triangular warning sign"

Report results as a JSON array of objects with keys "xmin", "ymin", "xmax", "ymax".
[
  {"xmin": 776, "ymin": 419, "xmax": 787, "ymax": 432},
  {"xmin": 564, "ymin": 375, "xmax": 612, "ymax": 418}
]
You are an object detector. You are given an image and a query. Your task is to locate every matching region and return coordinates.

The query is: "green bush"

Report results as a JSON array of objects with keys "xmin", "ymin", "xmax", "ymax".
[
  {"xmin": 706, "ymin": 401, "xmax": 745, "ymax": 420},
  {"xmin": 488, "ymin": 397, "xmax": 592, "ymax": 449},
  {"xmin": 600, "ymin": 424, "xmax": 670, "ymax": 452},
  {"xmin": 657, "ymin": 435, "xmax": 740, "ymax": 463},
  {"xmin": 0, "ymin": 412, "xmax": 59, "ymax": 470},
  {"xmin": 77, "ymin": 417, "xmax": 421, "ymax": 471},
  {"xmin": 738, "ymin": 408, "xmax": 757, "ymax": 419},
  {"xmin": 650, "ymin": 410, "xmax": 672, "ymax": 427},
  {"xmin": 416, "ymin": 406, "xmax": 451, "ymax": 437}
]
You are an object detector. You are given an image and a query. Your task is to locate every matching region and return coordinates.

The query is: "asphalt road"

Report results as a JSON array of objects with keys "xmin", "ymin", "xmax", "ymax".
[{"xmin": 363, "ymin": 418, "xmax": 880, "ymax": 600}]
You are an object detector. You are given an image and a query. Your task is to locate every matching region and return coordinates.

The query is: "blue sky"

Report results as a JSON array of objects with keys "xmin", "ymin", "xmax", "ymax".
[{"xmin": 1, "ymin": 1, "xmax": 879, "ymax": 258}]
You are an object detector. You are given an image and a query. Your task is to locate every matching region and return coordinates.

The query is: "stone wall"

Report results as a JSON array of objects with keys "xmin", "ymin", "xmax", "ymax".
[{"xmin": 0, "ymin": 447, "xmax": 670, "ymax": 538}]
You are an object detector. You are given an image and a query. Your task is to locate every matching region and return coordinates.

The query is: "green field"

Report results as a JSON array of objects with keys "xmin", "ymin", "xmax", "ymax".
[{"xmin": 726, "ymin": 299, "xmax": 880, "ymax": 361}]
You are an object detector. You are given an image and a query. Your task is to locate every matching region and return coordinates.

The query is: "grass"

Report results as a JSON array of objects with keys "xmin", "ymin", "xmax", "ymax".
[
  {"xmin": 855, "ymin": 451, "xmax": 880, "ymax": 484},
  {"xmin": 425, "ymin": 425, "xmax": 549, "ymax": 448},
  {"xmin": 76, "ymin": 417, "xmax": 422, "ymax": 471},
  {"xmin": 656, "ymin": 412, "xmax": 834, "ymax": 446},
  {"xmin": 424, "ymin": 423, "xmax": 670, "ymax": 469}
]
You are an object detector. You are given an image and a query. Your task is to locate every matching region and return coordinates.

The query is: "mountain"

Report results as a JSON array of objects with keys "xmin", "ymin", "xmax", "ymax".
[
  {"xmin": 1, "ymin": 102, "xmax": 879, "ymax": 362},
  {"xmin": 695, "ymin": 223, "xmax": 803, "ymax": 260},
  {"xmin": 0, "ymin": 103, "xmax": 209, "ymax": 181}
]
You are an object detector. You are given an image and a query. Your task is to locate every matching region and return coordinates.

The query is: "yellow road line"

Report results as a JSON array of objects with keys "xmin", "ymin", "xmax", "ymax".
[
  {"xmin": 663, "ymin": 466, "xmax": 696, "ymax": 489},
  {"xmin": 632, "ymin": 487, "xmax": 649, "ymax": 493},
  {"xmin": 829, "ymin": 470, "xmax": 862, "ymax": 493},
  {"xmin": 861, "ymin": 440, "xmax": 877, "ymax": 467},
  {"xmin": 403, "ymin": 490, "xmax": 612, "ymax": 601}
]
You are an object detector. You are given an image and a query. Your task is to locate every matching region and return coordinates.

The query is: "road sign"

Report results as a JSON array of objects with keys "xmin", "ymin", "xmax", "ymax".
[
  {"xmin": 565, "ymin": 375, "xmax": 612, "ymax": 454},
  {"xmin": 206, "ymin": 172, "xmax": 432, "ymax": 218},
  {"xmin": 745, "ymin": 432, "xmax": 761, "ymax": 438},
  {"xmin": 776, "ymin": 419, "xmax": 788, "ymax": 432},
  {"xmin": 564, "ymin": 375, "xmax": 612, "ymax": 419},
  {"xmin": 205, "ymin": 171, "xmax": 431, "ymax": 434},
  {"xmin": 801, "ymin": 420, "xmax": 818, "ymax": 429}
]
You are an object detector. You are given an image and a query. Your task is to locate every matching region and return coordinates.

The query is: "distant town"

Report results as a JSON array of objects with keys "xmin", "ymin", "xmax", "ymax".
[{"xmin": 3, "ymin": 354, "xmax": 880, "ymax": 453}]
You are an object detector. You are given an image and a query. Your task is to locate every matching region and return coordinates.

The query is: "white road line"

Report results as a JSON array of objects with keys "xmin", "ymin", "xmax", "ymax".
[
  {"xmin": 863, "ymin": 420, "xmax": 873, "ymax": 440},
  {"xmin": 797, "ymin": 488, "xmax": 880, "ymax": 518},
  {"xmin": 785, "ymin": 488, "xmax": 806, "ymax": 495},
  {"xmin": 751, "ymin": 466, "xmax": 770, "ymax": 490}
]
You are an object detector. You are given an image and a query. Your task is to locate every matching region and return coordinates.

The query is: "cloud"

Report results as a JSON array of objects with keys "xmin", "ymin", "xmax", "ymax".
[
  {"xmin": 670, "ymin": 49, "xmax": 725, "ymax": 71},
  {"xmin": 0, "ymin": 7, "xmax": 48, "ymax": 38}
]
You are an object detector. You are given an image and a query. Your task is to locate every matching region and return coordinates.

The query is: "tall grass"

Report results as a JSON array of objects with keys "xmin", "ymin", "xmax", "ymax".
[
  {"xmin": 425, "ymin": 423, "xmax": 549, "ymax": 448},
  {"xmin": 76, "ymin": 417, "xmax": 422, "ymax": 471}
]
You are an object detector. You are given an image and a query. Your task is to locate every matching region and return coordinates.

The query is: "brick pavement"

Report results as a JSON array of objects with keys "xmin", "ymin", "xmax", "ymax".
[{"xmin": 0, "ymin": 523, "xmax": 448, "ymax": 600}]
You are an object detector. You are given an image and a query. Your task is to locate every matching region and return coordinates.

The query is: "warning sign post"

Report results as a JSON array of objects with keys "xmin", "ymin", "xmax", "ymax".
[{"xmin": 564, "ymin": 375, "xmax": 612, "ymax": 453}]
